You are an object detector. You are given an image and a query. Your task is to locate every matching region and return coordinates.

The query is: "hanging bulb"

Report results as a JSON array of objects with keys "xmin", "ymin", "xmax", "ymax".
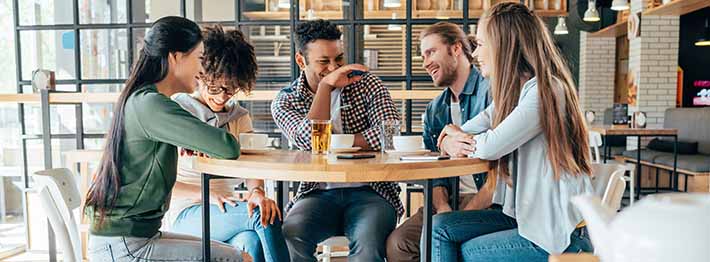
[
  {"xmin": 583, "ymin": 0, "xmax": 600, "ymax": 22},
  {"xmin": 611, "ymin": 0, "xmax": 629, "ymax": 11},
  {"xmin": 554, "ymin": 16, "xmax": 568, "ymax": 35},
  {"xmin": 695, "ymin": 18, "xmax": 710, "ymax": 47},
  {"xmin": 383, "ymin": 0, "xmax": 401, "ymax": 8},
  {"xmin": 278, "ymin": 0, "xmax": 290, "ymax": 9}
]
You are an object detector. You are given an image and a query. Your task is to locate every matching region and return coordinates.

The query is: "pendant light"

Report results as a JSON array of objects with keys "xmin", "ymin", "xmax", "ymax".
[
  {"xmin": 584, "ymin": 0, "xmax": 600, "ymax": 22},
  {"xmin": 695, "ymin": 18, "xmax": 710, "ymax": 47},
  {"xmin": 278, "ymin": 0, "xmax": 290, "ymax": 9},
  {"xmin": 388, "ymin": 13, "xmax": 402, "ymax": 31},
  {"xmin": 383, "ymin": 0, "xmax": 401, "ymax": 8},
  {"xmin": 554, "ymin": 16, "xmax": 568, "ymax": 35},
  {"xmin": 611, "ymin": 0, "xmax": 629, "ymax": 11}
]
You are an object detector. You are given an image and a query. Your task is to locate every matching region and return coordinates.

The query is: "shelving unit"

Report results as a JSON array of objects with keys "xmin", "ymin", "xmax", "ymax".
[{"xmin": 643, "ymin": 0, "xmax": 710, "ymax": 16}]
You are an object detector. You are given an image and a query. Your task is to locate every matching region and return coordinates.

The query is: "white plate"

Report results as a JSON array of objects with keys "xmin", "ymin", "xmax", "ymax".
[
  {"xmin": 330, "ymin": 147, "xmax": 362, "ymax": 153},
  {"xmin": 241, "ymin": 147, "xmax": 276, "ymax": 154},
  {"xmin": 385, "ymin": 149, "xmax": 431, "ymax": 154}
]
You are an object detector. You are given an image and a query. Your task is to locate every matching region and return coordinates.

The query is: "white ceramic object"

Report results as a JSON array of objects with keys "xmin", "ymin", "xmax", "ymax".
[
  {"xmin": 239, "ymin": 133, "xmax": 269, "ymax": 149},
  {"xmin": 331, "ymin": 147, "xmax": 362, "ymax": 153},
  {"xmin": 330, "ymin": 134, "xmax": 355, "ymax": 149},
  {"xmin": 393, "ymin": 136, "xmax": 424, "ymax": 152},
  {"xmin": 572, "ymin": 193, "xmax": 710, "ymax": 262}
]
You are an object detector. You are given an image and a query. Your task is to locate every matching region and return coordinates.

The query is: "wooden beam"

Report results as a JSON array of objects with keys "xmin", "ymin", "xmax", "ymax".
[
  {"xmin": 643, "ymin": 0, "xmax": 710, "ymax": 16},
  {"xmin": 589, "ymin": 20, "xmax": 628, "ymax": 38}
]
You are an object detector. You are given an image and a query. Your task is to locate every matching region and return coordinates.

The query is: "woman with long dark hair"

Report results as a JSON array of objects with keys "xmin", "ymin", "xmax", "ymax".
[
  {"xmin": 431, "ymin": 2, "xmax": 594, "ymax": 261},
  {"xmin": 85, "ymin": 16, "xmax": 244, "ymax": 261}
]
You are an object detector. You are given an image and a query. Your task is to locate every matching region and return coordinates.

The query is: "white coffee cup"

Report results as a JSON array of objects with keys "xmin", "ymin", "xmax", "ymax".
[
  {"xmin": 239, "ymin": 133, "xmax": 269, "ymax": 149},
  {"xmin": 393, "ymin": 136, "xmax": 424, "ymax": 152},
  {"xmin": 330, "ymin": 134, "xmax": 355, "ymax": 149}
]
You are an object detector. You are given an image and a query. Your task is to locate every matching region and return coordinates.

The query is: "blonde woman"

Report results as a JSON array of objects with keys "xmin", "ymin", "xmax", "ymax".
[{"xmin": 431, "ymin": 2, "xmax": 594, "ymax": 261}]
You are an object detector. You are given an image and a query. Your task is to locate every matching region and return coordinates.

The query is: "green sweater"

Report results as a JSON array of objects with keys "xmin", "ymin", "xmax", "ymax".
[{"xmin": 89, "ymin": 85, "xmax": 240, "ymax": 237}]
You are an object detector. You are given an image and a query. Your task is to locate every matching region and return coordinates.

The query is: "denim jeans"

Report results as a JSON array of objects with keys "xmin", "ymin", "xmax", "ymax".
[
  {"xmin": 88, "ymin": 231, "xmax": 245, "ymax": 262},
  {"xmin": 171, "ymin": 202, "xmax": 289, "ymax": 262},
  {"xmin": 282, "ymin": 187, "xmax": 398, "ymax": 262},
  {"xmin": 430, "ymin": 209, "xmax": 593, "ymax": 262}
]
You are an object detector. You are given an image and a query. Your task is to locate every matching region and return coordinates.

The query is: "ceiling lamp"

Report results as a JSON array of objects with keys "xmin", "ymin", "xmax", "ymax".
[
  {"xmin": 696, "ymin": 18, "xmax": 710, "ymax": 47},
  {"xmin": 611, "ymin": 0, "xmax": 629, "ymax": 11},
  {"xmin": 584, "ymin": 0, "xmax": 600, "ymax": 22},
  {"xmin": 554, "ymin": 17, "xmax": 568, "ymax": 35}
]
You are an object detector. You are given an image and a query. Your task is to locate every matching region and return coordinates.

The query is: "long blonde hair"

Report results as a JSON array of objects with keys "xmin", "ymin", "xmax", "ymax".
[{"xmin": 481, "ymin": 2, "xmax": 591, "ymax": 190}]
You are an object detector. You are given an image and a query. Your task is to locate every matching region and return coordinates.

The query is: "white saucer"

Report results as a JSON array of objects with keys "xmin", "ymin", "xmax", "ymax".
[
  {"xmin": 241, "ymin": 147, "xmax": 275, "ymax": 154},
  {"xmin": 330, "ymin": 147, "xmax": 362, "ymax": 153},
  {"xmin": 385, "ymin": 149, "xmax": 431, "ymax": 154}
]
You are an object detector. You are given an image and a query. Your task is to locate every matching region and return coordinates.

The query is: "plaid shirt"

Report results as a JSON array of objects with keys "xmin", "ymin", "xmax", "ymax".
[{"xmin": 271, "ymin": 72, "xmax": 404, "ymax": 217}]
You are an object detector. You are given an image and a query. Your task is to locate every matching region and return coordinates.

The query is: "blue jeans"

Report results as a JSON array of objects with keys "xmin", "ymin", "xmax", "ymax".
[
  {"xmin": 430, "ymin": 209, "xmax": 593, "ymax": 262},
  {"xmin": 171, "ymin": 202, "xmax": 289, "ymax": 262},
  {"xmin": 282, "ymin": 187, "xmax": 398, "ymax": 262}
]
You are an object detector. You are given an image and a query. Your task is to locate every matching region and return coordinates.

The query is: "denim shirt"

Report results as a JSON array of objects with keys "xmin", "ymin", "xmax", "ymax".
[{"xmin": 422, "ymin": 66, "xmax": 490, "ymax": 191}]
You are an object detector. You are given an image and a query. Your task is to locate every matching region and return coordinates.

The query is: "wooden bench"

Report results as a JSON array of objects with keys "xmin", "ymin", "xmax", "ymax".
[{"xmin": 616, "ymin": 156, "xmax": 710, "ymax": 193}]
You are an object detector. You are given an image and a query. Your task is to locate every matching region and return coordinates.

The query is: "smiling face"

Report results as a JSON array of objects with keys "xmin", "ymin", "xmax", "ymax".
[
  {"xmin": 420, "ymin": 34, "xmax": 459, "ymax": 88},
  {"xmin": 197, "ymin": 76, "xmax": 236, "ymax": 112},
  {"xmin": 296, "ymin": 39, "xmax": 345, "ymax": 91},
  {"xmin": 474, "ymin": 20, "xmax": 492, "ymax": 78},
  {"xmin": 171, "ymin": 42, "xmax": 205, "ymax": 93}
]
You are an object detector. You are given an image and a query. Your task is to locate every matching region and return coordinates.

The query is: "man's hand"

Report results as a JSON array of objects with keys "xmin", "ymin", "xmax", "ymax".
[
  {"xmin": 318, "ymin": 64, "xmax": 369, "ymax": 90},
  {"xmin": 247, "ymin": 188, "xmax": 282, "ymax": 227}
]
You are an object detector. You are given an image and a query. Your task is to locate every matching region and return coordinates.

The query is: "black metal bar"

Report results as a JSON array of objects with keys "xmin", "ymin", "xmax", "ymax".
[
  {"xmin": 452, "ymin": 176, "xmax": 460, "ymax": 210},
  {"xmin": 603, "ymin": 135, "xmax": 608, "ymax": 163},
  {"xmin": 463, "ymin": 0, "xmax": 470, "ymax": 32},
  {"xmin": 655, "ymin": 167, "xmax": 659, "ymax": 193},
  {"xmin": 201, "ymin": 173, "xmax": 211, "ymax": 262},
  {"xmin": 636, "ymin": 135, "xmax": 641, "ymax": 200},
  {"xmin": 422, "ymin": 178, "xmax": 433, "ymax": 262},
  {"xmin": 289, "ymin": 0, "xmax": 298, "ymax": 80},
  {"xmin": 673, "ymin": 135, "xmax": 678, "ymax": 191},
  {"xmin": 405, "ymin": 0, "xmax": 413, "ymax": 134},
  {"xmin": 127, "ymin": 0, "xmax": 134, "ymax": 74},
  {"xmin": 235, "ymin": 0, "xmax": 241, "ymax": 27},
  {"xmin": 276, "ymin": 181, "xmax": 285, "ymax": 213},
  {"xmin": 181, "ymin": 0, "xmax": 187, "ymax": 17}
]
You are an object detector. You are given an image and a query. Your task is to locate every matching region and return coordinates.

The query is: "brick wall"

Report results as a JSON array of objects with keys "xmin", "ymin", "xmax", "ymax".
[{"xmin": 579, "ymin": 32, "xmax": 616, "ymax": 125}]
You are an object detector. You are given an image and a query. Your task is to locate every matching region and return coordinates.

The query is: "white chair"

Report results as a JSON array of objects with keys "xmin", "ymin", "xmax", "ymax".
[
  {"xmin": 591, "ymin": 163, "xmax": 635, "ymax": 210},
  {"xmin": 317, "ymin": 236, "xmax": 349, "ymax": 262},
  {"xmin": 32, "ymin": 168, "xmax": 82, "ymax": 262},
  {"xmin": 588, "ymin": 131, "xmax": 603, "ymax": 164}
]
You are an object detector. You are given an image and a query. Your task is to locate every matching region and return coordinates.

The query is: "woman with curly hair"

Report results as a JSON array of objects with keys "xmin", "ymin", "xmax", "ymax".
[{"xmin": 167, "ymin": 25, "xmax": 289, "ymax": 262}]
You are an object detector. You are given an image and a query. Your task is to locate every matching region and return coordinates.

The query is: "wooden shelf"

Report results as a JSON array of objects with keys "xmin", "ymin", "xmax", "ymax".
[
  {"xmin": 589, "ymin": 20, "xmax": 628, "ymax": 38},
  {"xmin": 0, "ymin": 90, "xmax": 441, "ymax": 104},
  {"xmin": 643, "ymin": 0, "xmax": 710, "ymax": 16}
]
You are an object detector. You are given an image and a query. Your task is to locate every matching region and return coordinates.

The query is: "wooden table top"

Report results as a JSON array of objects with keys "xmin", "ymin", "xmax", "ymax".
[
  {"xmin": 590, "ymin": 126, "xmax": 678, "ymax": 136},
  {"xmin": 193, "ymin": 150, "xmax": 490, "ymax": 183}
]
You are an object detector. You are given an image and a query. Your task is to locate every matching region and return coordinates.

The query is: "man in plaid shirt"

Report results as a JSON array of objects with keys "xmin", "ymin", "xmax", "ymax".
[{"xmin": 270, "ymin": 20, "xmax": 403, "ymax": 261}]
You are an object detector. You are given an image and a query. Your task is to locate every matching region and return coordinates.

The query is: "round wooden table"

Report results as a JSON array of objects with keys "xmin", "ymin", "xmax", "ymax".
[{"xmin": 193, "ymin": 150, "xmax": 490, "ymax": 262}]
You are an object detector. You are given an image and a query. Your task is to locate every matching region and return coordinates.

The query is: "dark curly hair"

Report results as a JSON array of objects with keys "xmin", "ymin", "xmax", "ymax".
[
  {"xmin": 201, "ymin": 25, "xmax": 257, "ymax": 94},
  {"xmin": 295, "ymin": 19, "xmax": 342, "ymax": 58}
]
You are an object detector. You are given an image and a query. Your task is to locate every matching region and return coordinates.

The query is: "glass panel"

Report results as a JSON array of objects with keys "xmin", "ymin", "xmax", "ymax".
[
  {"xmin": 359, "ymin": 25, "xmax": 406, "ymax": 76},
  {"xmin": 131, "ymin": 0, "xmax": 181, "ymax": 23},
  {"xmin": 299, "ymin": 0, "xmax": 344, "ymax": 20},
  {"xmin": 81, "ymin": 29, "xmax": 130, "ymax": 79},
  {"xmin": 414, "ymin": 0, "xmax": 463, "ymax": 19},
  {"xmin": 0, "ymin": 104, "xmax": 26, "ymax": 256},
  {"xmin": 132, "ymin": 28, "xmax": 148, "ymax": 62},
  {"xmin": 186, "ymin": 0, "xmax": 235, "ymax": 21},
  {"xmin": 80, "ymin": 0, "xmax": 128, "ymax": 24},
  {"xmin": 84, "ymin": 138, "xmax": 106, "ymax": 150},
  {"xmin": 242, "ymin": 25, "xmax": 292, "ymax": 79},
  {"xmin": 50, "ymin": 105, "xmax": 78, "ymax": 135},
  {"xmin": 0, "ymin": 2, "xmax": 17, "ymax": 94},
  {"xmin": 18, "ymin": 0, "xmax": 74, "ymax": 25},
  {"xmin": 241, "ymin": 0, "xmax": 289, "ymax": 21},
  {"xmin": 358, "ymin": 0, "xmax": 406, "ymax": 19},
  {"xmin": 411, "ymin": 99, "xmax": 429, "ymax": 132},
  {"xmin": 83, "ymin": 84, "xmax": 122, "ymax": 134},
  {"xmin": 20, "ymin": 30, "xmax": 77, "ymax": 81}
]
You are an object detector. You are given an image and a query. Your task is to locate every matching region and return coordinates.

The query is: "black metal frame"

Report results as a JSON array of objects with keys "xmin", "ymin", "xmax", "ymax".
[{"xmin": 11, "ymin": 0, "xmax": 482, "ymax": 260}]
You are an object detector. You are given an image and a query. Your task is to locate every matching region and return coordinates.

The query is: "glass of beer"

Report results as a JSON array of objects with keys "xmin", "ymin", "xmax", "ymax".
[{"xmin": 311, "ymin": 119, "xmax": 332, "ymax": 155}]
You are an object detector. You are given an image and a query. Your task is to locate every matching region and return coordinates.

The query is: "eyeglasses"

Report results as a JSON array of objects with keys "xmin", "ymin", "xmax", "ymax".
[{"xmin": 205, "ymin": 84, "xmax": 236, "ymax": 96}]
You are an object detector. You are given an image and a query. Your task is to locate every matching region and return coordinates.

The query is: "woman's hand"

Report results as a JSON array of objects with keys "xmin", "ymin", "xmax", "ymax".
[
  {"xmin": 247, "ymin": 188, "xmax": 282, "ymax": 227},
  {"xmin": 437, "ymin": 125, "xmax": 476, "ymax": 157},
  {"xmin": 210, "ymin": 192, "xmax": 240, "ymax": 213}
]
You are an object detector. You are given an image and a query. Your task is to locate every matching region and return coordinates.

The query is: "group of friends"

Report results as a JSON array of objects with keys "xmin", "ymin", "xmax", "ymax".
[{"xmin": 84, "ymin": 2, "xmax": 594, "ymax": 262}]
